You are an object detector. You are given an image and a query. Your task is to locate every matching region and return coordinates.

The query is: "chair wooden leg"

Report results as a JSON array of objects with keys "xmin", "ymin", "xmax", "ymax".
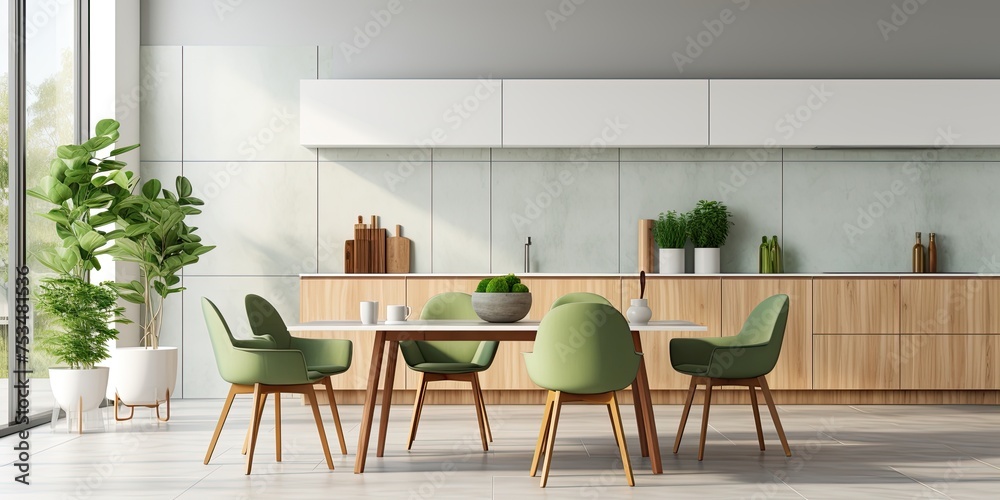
[
  {"xmin": 205, "ymin": 385, "xmax": 240, "ymax": 465},
  {"xmin": 243, "ymin": 391, "xmax": 268, "ymax": 455},
  {"xmin": 470, "ymin": 375, "xmax": 489, "ymax": 452},
  {"xmin": 274, "ymin": 392, "xmax": 282, "ymax": 461},
  {"xmin": 749, "ymin": 385, "xmax": 766, "ymax": 451},
  {"xmin": 406, "ymin": 373, "xmax": 429, "ymax": 450},
  {"xmin": 530, "ymin": 391, "xmax": 555, "ymax": 477},
  {"xmin": 539, "ymin": 391, "xmax": 563, "ymax": 488},
  {"xmin": 673, "ymin": 377, "xmax": 698, "ymax": 453},
  {"xmin": 608, "ymin": 392, "xmax": 634, "ymax": 487},
  {"xmin": 245, "ymin": 384, "xmax": 265, "ymax": 475},
  {"xmin": 758, "ymin": 376, "xmax": 791, "ymax": 457},
  {"xmin": 697, "ymin": 379, "xmax": 713, "ymax": 461},
  {"xmin": 472, "ymin": 373, "xmax": 492, "ymax": 442},
  {"xmin": 324, "ymin": 378, "xmax": 348, "ymax": 455},
  {"xmin": 305, "ymin": 384, "xmax": 335, "ymax": 470}
]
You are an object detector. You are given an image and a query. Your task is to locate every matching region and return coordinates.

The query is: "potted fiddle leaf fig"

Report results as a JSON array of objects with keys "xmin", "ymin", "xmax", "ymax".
[
  {"xmin": 27, "ymin": 118, "xmax": 137, "ymax": 428},
  {"xmin": 106, "ymin": 175, "xmax": 215, "ymax": 420},
  {"xmin": 687, "ymin": 200, "xmax": 734, "ymax": 274}
]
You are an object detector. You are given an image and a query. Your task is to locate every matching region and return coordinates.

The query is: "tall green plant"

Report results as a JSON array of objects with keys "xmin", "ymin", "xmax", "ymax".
[
  {"xmin": 108, "ymin": 176, "xmax": 215, "ymax": 349},
  {"xmin": 653, "ymin": 210, "xmax": 688, "ymax": 249},
  {"xmin": 687, "ymin": 200, "xmax": 734, "ymax": 248},
  {"xmin": 27, "ymin": 118, "xmax": 138, "ymax": 368}
]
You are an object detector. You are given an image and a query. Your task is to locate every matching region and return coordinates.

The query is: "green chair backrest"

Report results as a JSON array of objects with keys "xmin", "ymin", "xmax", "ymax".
[
  {"xmin": 402, "ymin": 292, "xmax": 497, "ymax": 365},
  {"xmin": 550, "ymin": 292, "xmax": 613, "ymax": 310},
  {"xmin": 245, "ymin": 294, "xmax": 292, "ymax": 348},
  {"xmin": 525, "ymin": 303, "xmax": 641, "ymax": 394},
  {"xmin": 202, "ymin": 297, "xmax": 256, "ymax": 385},
  {"xmin": 734, "ymin": 294, "xmax": 790, "ymax": 375}
]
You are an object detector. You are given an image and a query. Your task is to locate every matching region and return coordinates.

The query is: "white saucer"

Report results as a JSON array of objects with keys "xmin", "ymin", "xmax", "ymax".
[{"xmin": 384, "ymin": 320, "xmax": 409, "ymax": 325}]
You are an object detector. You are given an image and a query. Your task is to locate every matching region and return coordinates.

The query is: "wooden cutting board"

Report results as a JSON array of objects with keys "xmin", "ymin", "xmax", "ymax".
[
  {"xmin": 386, "ymin": 224, "xmax": 411, "ymax": 273},
  {"xmin": 353, "ymin": 216, "xmax": 368, "ymax": 273},
  {"xmin": 638, "ymin": 219, "xmax": 655, "ymax": 273},
  {"xmin": 371, "ymin": 215, "xmax": 386, "ymax": 273},
  {"xmin": 345, "ymin": 240, "xmax": 355, "ymax": 273}
]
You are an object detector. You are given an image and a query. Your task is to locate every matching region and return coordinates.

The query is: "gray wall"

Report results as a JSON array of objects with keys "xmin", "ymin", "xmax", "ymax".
[
  {"xmin": 140, "ymin": 45, "xmax": 1000, "ymax": 398},
  {"xmin": 140, "ymin": 0, "xmax": 1000, "ymax": 79}
]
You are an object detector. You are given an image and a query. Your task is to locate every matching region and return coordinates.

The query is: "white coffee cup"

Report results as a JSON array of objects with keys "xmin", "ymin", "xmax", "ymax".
[
  {"xmin": 386, "ymin": 305, "xmax": 411, "ymax": 322},
  {"xmin": 360, "ymin": 301, "xmax": 379, "ymax": 325}
]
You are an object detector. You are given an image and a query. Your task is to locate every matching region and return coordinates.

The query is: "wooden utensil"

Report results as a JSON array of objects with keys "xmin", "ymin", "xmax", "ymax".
[
  {"xmin": 386, "ymin": 224, "xmax": 411, "ymax": 274},
  {"xmin": 345, "ymin": 240, "xmax": 355, "ymax": 273},
  {"xmin": 369, "ymin": 215, "xmax": 386, "ymax": 273},
  {"xmin": 640, "ymin": 270, "xmax": 646, "ymax": 299},
  {"xmin": 354, "ymin": 215, "xmax": 367, "ymax": 273},
  {"xmin": 638, "ymin": 219, "xmax": 655, "ymax": 273}
]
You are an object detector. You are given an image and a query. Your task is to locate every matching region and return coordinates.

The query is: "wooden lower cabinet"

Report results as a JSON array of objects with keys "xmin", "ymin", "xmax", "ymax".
[
  {"xmin": 299, "ymin": 277, "xmax": 407, "ymax": 390},
  {"xmin": 813, "ymin": 279, "xmax": 899, "ymax": 334},
  {"xmin": 622, "ymin": 277, "xmax": 723, "ymax": 389},
  {"xmin": 900, "ymin": 279, "xmax": 1000, "ymax": 334},
  {"xmin": 722, "ymin": 279, "xmax": 812, "ymax": 389},
  {"xmin": 295, "ymin": 275, "xmax": 1000, "ymax": 402},
  {"xmin": 900, "ymin": 335, "xmax": 1000, "ymax": 389},
  {"xmin": 814, "ymin": 335, "xmax": 899, "ymax": 389}
]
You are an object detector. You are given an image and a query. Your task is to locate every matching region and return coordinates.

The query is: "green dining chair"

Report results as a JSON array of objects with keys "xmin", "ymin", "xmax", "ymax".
[
  {"xmin": 245, "ymin": 294, "xmax": 352, "ymax": 455},
  {"xmin": 550, "ymin": 292, "xmax": 613, "ymax": 309},
  {"xmin": 670, "ymin": 293, "xmax": 792, "ymax": 461},
  {"xmin": 523, "ymin": 302, "xmax": 642, "ymax": 487},
  {"xmin": 400, "ymin": 292, "xmax": 499, "ymax": 451},
  {"xmin": 201, "ymin": 298, "xmax": 334, "ymax": 475}
]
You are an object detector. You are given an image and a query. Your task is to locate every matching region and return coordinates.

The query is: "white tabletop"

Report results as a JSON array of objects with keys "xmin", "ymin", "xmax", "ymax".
[{"xmin": 287, "ymin": 319, "xmax": 706, "ymax": 332}]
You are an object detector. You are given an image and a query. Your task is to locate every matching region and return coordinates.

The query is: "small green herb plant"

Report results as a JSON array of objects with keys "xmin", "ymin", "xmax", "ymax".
[
  {"xmin": 687, "ymin": 200, "xmax": 734, "ymax": 248},
  {"xmin": 653, "ymin": 210, "xmax": 688, "ymax": 249},
  {"xmin": 475, "ymin": 274, "xmax": 530, "ymax": 293},
  {"xmin": 35, "ymin": 276, "xmax": 129, "ymax": 369}
]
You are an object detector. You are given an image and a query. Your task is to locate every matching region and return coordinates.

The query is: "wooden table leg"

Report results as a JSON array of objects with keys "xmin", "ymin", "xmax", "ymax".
[
  {"xmin": 376, "ymin": 340, "xmax": 399, "ymax": 457},
  {"xmin": 633, "ymin": 388, "xmax": 649, "ymax": 457},
  {"xmin": 632, "ymin": 331, "xmax": 662, "ymax": 474},
  {"xmin": 355, "ymin": 331, "xmax": 387, "ymax": 474}
]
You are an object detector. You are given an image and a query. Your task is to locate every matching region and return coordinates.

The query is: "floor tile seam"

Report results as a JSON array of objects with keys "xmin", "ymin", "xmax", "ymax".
[
  {"xmin": 941, "ymin": 444, "xmax": 1000, "ymax": 472},
  {"xmin": 888, "ymin": 466, "xmax": 955, "ymax": 499}
]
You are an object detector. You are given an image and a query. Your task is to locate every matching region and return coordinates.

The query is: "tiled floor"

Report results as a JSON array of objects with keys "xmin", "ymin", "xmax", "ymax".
[{"xmin": 1, "ymin": 400, "xmax": 998, "ymax": 499}]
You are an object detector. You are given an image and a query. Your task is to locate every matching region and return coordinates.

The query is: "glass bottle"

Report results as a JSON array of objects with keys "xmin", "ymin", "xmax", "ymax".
[
  {"xmin": 912, "ymin": 232, "xmax": 925, "ymax": 273},
  {"xmin": 928, "ymin": 233, "xmax": 937, "ymax": 273}
]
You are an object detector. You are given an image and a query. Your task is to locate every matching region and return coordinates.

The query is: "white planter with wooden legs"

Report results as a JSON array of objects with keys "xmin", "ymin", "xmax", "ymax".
[
  {"xmin": 110, "ymin": 347, "xmax": 178, "ymax": 421},
  {"xmin": 49, "ymin": 366, "xmax": 110, "ymax": 434}
]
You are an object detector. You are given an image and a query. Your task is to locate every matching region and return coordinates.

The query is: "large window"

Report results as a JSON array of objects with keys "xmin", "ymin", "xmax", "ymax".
[{"xmin": 3, "ymin": 0, "xmax": 80, "ymax": 432}]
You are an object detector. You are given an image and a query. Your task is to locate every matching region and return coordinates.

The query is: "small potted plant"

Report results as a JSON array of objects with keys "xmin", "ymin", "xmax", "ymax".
[
  {"xmin": 687, "ymin": 200, "xmax": 734, "ymax": 274},
  {"xmin": 653, "ymin": 210, "xmax": 687, "ymax": 274},
  {"xmin": 27, "ymin": 118, "xmax": 137, "ymax": 430},
  {"xmin": 36, "ymin": 277, "xmax": 129, "ymax": 429},
  {"xmin": 471, "ymin": 274, "xmax": 532, "ymax": 323}
]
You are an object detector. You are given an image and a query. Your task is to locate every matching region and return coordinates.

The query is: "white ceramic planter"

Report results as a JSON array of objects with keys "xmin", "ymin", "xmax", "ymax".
[
  {"xmin": 111, "ymin": 347, "xmax": 178, "ymax": 406},
  {"xmin": 658, "ymin": 248, "xmax": 685, "ymax": 274},
  {"xmin": 50, "ymin": 366, "xmax": 110, "ymax": 413},
  {"xmin": 694, "ymin": 247, "xmax": 721, "ymax": 274}
]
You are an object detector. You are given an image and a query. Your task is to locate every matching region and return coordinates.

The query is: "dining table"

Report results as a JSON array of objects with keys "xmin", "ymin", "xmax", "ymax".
[{"xmin": 286, "ymin": 319, "xmax": 708, "ymax": 474}]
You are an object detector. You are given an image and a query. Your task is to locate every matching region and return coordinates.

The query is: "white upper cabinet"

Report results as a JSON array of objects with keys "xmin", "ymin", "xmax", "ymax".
[
  {"xmin": 710, "ymin": 80, "xmax": 1000, "ymax": 147},
  {"xmin": 300, "ymin": 79, "xmax": 502, "ymax": 147},
  {"xmin": 501, "ymin": 80, "xmax": 709, "ymax": 147}
]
